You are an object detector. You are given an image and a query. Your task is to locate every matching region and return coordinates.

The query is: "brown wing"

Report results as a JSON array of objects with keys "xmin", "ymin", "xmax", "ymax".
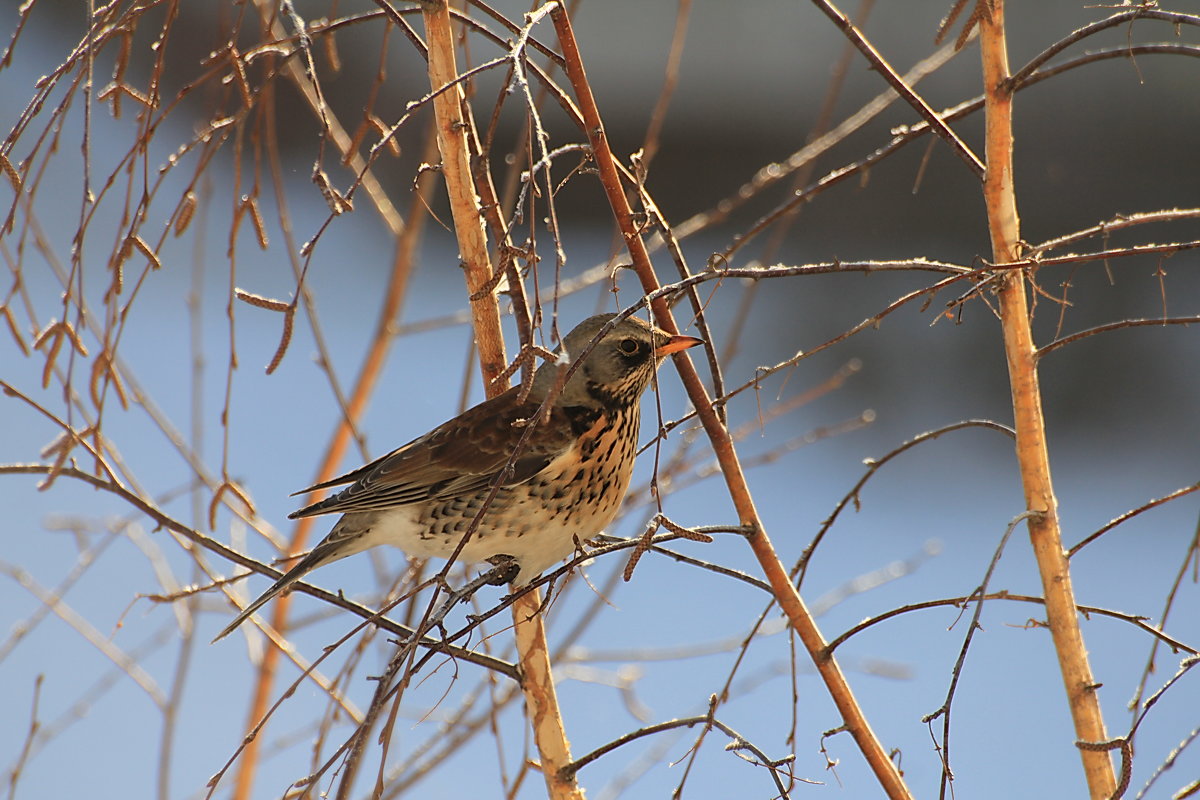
[{"xmin": 288, "ymin": 387, "xmax": 576, "ymax": 519}]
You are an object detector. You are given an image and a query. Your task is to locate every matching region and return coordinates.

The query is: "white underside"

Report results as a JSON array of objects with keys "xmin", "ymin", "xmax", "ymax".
[{"xmin": 346, "ymin": 505, "xmax": 585, "ymax": 585}]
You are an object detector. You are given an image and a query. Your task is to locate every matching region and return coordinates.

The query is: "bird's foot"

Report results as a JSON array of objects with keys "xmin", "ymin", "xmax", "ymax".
[
  {"xmin": 483, "ymin": 554, "xmax": 520, "ymax": 586},
  {"xmin": 428, "ymin": 557, "xmax": 518, "ymax": 626}
]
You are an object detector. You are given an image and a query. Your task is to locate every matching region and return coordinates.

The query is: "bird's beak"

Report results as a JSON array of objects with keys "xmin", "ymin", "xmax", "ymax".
[{"xmin": 655, "ymin": 334, "xmax": 705, "ymax": 357}]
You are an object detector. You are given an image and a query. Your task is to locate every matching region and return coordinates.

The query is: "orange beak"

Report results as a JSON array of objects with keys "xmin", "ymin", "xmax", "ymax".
[{"xmin": 655, "ymin": 334, "xmax": 705, "ymax": 358}]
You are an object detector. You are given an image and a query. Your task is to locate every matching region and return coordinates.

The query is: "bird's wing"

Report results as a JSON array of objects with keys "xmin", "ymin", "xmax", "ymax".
[{"xmin": 288, "ymin": 388, "xmax": 577, "ymax": 518}]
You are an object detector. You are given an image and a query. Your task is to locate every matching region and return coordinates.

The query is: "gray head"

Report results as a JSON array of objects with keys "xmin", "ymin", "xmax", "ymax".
[{"xmin": 530, "ymin": 314, "xmax": 702, "ymax": 408}]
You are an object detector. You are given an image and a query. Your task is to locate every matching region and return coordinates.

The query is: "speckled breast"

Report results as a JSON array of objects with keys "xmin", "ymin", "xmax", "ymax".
[{"xmin": 413, "ymin": 404, "xmax": 641, "ymax": 548}]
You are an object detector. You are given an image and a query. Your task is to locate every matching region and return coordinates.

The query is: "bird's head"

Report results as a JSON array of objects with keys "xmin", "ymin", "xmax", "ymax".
[{"xmin": 531, "ymin": 313, "xmax": 703, "ymax": 408}]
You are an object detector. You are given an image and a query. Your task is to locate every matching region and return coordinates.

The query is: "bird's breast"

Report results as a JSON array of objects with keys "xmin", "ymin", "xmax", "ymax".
[{"xmin": 516, "ymin": 405, "xmax": 638, "ymax": 534}]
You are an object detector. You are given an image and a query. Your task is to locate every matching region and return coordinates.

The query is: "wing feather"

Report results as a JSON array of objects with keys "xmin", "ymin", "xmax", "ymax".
[{"xmin": 288, "ymin": 388, "xmax": 575, "ymax": 519}]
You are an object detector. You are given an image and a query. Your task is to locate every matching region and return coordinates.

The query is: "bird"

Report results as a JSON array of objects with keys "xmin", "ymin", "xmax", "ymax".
[{"xmin": 213, "ymin": 313, "xmax": 703, "ymax": 642}]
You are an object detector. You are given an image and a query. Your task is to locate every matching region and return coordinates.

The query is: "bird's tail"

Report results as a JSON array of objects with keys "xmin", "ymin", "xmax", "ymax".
[{"xmin": 210, "ymin": 542, "xmax": 340, "ymax": 643}]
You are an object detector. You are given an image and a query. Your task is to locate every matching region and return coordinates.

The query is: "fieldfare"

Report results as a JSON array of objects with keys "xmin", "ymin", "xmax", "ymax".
[{"xmin": 213, "ymin": 313, "xmax": 702, "ymax": 641}]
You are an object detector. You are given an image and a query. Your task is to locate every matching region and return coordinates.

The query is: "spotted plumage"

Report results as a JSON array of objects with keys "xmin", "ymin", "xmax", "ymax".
[{"xmin": 213, "ymin": 314, "xmax": 702, "ymax": 641}]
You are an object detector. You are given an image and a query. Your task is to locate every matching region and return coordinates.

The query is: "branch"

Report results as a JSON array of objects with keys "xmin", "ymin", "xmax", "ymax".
[
  {"xmin": 978, "ymin": 4, "xmax": 1116, "ymax": 795},
  {"xmin": 0, "ymin": 464, "xmax": 518, "ymax": 679},
  {"xmin": 550, "ymin": 5, "xmax": 913, "ymax": 798},
  {"xmin": 827, "ymin": 593, "xmax": 1199, "ymax": 657},
  {"xmin": 414, "ymin": 3, "xmax": 580, "ymax": 799},
  {"xmin": 561, "ymin": 709, "xmax": 801, "ymax": 798},
  {"xmin": 807, "ymin": 0, "xmax": 984, "ymax": 178}
]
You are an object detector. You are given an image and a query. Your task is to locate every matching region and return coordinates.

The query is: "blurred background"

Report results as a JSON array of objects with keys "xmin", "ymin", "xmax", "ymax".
[{"xmin": 2, "ymin": 1, "xmax": 1198, "ymax": 799}]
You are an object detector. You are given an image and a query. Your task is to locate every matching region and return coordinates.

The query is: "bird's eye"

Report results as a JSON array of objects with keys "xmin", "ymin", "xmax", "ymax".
[{"xmin": 617, "ymin": 338, "xmax": 641, "ymax": 356}]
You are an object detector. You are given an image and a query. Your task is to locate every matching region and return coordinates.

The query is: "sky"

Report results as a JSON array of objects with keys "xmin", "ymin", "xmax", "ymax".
[{"xmin": 2, "ymin": 2, "xmax": 1199, "ymax": 799}]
